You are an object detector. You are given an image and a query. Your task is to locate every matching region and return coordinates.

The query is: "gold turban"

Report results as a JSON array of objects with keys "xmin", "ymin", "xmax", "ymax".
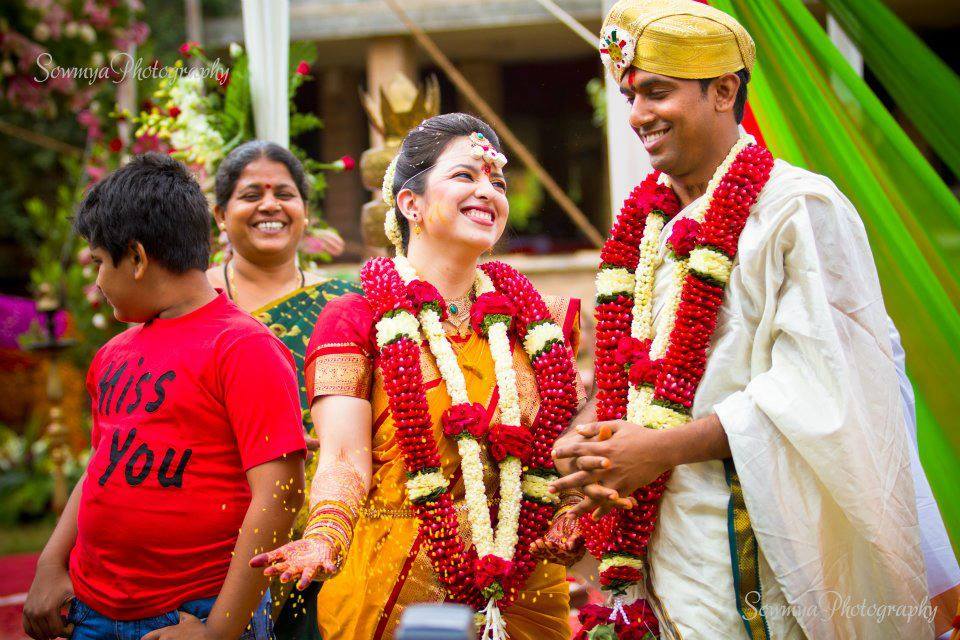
[{"xmin": 600, "ymin": 0, "xmax": 755, "ymax": 83}]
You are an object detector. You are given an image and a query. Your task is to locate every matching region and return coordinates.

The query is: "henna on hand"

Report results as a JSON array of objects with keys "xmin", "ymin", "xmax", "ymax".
[
  {"xmin": 250, "ymin": 460, "xmax": 367, "ymax": 589},
  {"xmin": 530, "ymin": 491, "xmax": 586, "ymax": 566},
  {"xmin": 257, "ymin": 536, "xmax": 342, "ymax": 590}
]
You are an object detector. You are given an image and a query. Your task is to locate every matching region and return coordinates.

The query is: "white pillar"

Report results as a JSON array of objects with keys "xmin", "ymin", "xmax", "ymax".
[
  {"xmin": 827, "ymin": 14, "xmax": 863, "ymax": 76},
  {"xmin": 603, "ymin": 0, "xmax": 651, "ymax": 219},
  {"xmin": 241, "ymin": 0, "xmax": 290, "ymax": 147}
]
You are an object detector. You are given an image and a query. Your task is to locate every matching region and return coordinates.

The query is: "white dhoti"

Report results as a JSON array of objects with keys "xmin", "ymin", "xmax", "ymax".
[{"xmin": 645, "ymin": 160, "xmax": 932, "ymax": 639}]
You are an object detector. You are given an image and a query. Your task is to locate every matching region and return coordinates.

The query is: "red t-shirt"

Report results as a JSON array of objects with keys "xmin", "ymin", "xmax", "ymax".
[{"xmin": 69, "ymin": 292, "xmax": 306, "ymax": 619}]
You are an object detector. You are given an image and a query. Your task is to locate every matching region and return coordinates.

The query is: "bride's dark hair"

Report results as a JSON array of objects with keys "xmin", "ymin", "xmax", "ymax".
[{"xmin": 389, "ymin": 113, "xmax": 502, "ymax": 250}]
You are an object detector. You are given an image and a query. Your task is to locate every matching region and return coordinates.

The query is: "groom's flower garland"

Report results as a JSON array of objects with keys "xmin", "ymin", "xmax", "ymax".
[
  {"xmin": 359, "ymin": 256, "xmax": 578, "ymax": 632},
  {"xmin": 579, "ymin": 137, "xmax": 774, "ymax": 637}
]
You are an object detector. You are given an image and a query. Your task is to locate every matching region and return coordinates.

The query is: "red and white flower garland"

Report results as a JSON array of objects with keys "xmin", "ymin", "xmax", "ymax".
[
  {"xmin": 359, "ymin": 256, "xmax": 579, "ymax": 636},
  {"xmin": 579, "ymin": 137, "xmax": 774, "ymax": 637}
]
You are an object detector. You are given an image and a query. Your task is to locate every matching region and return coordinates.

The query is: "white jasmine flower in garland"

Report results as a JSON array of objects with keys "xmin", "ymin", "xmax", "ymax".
[
  {"xmin": 626, "ymin": 384, "xmax": 654, "ymax": 425},
  {"xmin": 492, "ymin": 456, "xmax": 522, "ymax": 560},
  {"xmin": 520, "ymin": 472, "xmax": 559, "ymax": 504},
  {"xmin": 475, "ymin": 269, "xmax": 496, "ymax": 295},
  {"xmin": 689, "ymin": 247, "xmax": 734, "ymax": 284},
  {"xmin": 406, "ymin": 469, "xmax": 450, "ymax": 502},
  {"xmin": 488, "ymin": 322, "xmax": 521, "ymax": 427},
  {"xmin": 374, "ymin": 311, "xmax": 421, "ymax": 347},
  {"xmin": 643, "ymin": 403, "xmax": 689, "ymax": 429},
  {"xmin": 598, "ymin": 554, "xmax": 646, "ymax": 574},
  {"xmin": 596, "ymin": 267, "xmax": 635, "ymax": 299},
  {"xmin": 630, "ymin": 213, "xmax": 667, "ymax": 340},
  {"xmin": 522, "ymin": 321, "xmax": 565, "ymax": 359},
  {"xmin": 650, "ymin": 260, "xmax": 689, "ymax": 360},
  {"xmin": 457, "ymin": 436, "xmax": 496, "ymax": 556},
  {"xmin": 420, "ymin": 307, "xmax": 470, "ymax": 405},
  {"xmin": 393, "ymin": 254, "xmax": 418, "ymax": 283}
]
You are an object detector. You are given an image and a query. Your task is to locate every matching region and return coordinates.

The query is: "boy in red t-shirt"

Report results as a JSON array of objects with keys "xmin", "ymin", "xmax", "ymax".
[{"xmin": 22, "ymin": 153, "xmax": 306, "ymax": 640}]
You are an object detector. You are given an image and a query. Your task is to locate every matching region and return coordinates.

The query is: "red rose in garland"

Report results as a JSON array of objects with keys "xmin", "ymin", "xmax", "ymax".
[
  {"xmin": 441, "ymin": 402, "xmax": 488, "ymax": 439},
  {"xmin": 407, "ymin": 279, "xmax": 448, "ymax": 320},
  {"xmin": 667, "ymin": 217, "xmax": 700, "ymax": 258},
  {"xmin": 487, "ymin": 423, "xmax": 534, "ymax": 463},
  {"xmin": 470, "ymin": 291, "xmax": 517, "ymax": 335}
]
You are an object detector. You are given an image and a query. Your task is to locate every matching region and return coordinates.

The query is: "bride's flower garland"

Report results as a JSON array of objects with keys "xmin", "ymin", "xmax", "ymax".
[
  {"xmin": 359, "ymin": 256, "xmax": 579, "ymax": 635},
  {"xmin": 579, "ymin": 137, "xmax": 774, "ymax": 638}
]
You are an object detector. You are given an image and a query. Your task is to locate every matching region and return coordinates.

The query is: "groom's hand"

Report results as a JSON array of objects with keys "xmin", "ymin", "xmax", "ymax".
[{"xmin": 550, "ymin": 420, "xmax": 675, "ymax": 514}]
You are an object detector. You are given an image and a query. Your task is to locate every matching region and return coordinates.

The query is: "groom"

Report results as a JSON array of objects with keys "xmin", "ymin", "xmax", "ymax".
[{"xmin": 550, "ymin": 1, "xmax": 932, "ymax": 638}]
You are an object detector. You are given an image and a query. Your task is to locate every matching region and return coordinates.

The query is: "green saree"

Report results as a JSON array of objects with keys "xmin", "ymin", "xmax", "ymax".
[{"xmin": 253, "ymin": 278, "xmax": 362, "ymax": 434}]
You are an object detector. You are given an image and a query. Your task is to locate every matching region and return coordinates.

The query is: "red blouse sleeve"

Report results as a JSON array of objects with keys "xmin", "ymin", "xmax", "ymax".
[{"xmin": 304, "ymin": 293, "xmax": 376, "ymax": 403}]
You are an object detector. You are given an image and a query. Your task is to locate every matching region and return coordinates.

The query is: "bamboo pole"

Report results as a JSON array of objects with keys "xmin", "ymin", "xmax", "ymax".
[
  {"xmin": 0, "ymin": 119, "xmax": 83, "ymax": 156},
  {"xmin": 381, "ymin": 0, "xmax": 604, "ymax": 248},
  {"xmin": 533, "ymin": 0, "xmax": 598, "ymax": 48}
]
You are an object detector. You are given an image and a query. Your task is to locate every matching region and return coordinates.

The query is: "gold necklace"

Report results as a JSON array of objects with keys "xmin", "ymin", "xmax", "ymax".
[
  {"xmin": 444, "ymin": 293, "xmax": 473, "ymax": 328},
  {"xmin": 225, "ymin": 258, "xmax": 305, "ymax": 304}
]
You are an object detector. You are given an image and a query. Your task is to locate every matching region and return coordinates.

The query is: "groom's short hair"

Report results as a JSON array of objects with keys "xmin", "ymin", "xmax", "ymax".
[{"xmin": 698, "ymin": 69, "xmax": 750, "ymax": 124}]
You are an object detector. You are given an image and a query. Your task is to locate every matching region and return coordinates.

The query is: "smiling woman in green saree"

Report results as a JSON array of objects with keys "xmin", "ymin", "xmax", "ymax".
[{"xmin": 206, "ymin": 140, "xmax": 359, "ymax": 640}]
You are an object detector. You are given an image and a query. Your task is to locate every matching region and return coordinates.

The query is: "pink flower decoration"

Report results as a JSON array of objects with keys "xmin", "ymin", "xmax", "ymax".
[
  {"xmin": 441, "ymin": 402, "xmax": 488, "ymax": 439},
  {"xmin": 487, "ymin": 423, "xmax": 533, "ymax": 463},
  {"xmin": 469, "ymin": 292, "xmax": 516, "ymax": 335},
  {"xmin": 474, "ymin": 554, "xmax": 512, "ymax": 589},
  {"xmin": 667, "ymin": 217, "xmax": 701, "ymax": 258},
  {"xmin": 407, "ymin": 279, "xmax": 446, "ymax": 319}
]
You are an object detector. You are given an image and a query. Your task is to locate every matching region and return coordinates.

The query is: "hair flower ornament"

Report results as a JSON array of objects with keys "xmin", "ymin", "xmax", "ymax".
[{"xmin": 599, "ymin": 24, "xmax": 636, "ymax": 79}]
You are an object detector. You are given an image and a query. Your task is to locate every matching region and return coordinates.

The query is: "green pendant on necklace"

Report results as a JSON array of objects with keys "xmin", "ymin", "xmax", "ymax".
[{"xmin": 449, "ymin": 303, "xmax": 458, "ymax": 315}]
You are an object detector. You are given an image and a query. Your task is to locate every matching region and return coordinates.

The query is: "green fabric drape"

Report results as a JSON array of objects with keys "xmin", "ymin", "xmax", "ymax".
[
  {"xmin": 708, "ymin": 0, "xmax": 960, "ymax": 550},
  {"xmin": 820, "ymin": 0, "xmax": 960, "ymax": 180}
]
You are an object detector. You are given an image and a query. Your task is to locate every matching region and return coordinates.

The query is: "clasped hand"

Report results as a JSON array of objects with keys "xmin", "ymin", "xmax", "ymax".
[
  {"xmin": 549, "ymin": 420, "xmax": 674, "ymax": 518},
  {"xmin": 249, "ymin": 535, "xmax": 342, "ymax": 591}
]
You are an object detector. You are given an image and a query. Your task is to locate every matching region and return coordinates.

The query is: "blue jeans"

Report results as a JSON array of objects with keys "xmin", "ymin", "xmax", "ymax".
[{"xmin": 66, "ymin": 590, "xmax": 273, "ymax": 640}]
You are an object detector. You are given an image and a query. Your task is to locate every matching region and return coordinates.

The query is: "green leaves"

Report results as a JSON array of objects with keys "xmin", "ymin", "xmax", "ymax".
[
  {"xmin": 586, "ymin": 623, "xmax": 618, "ymax": 640},
  {"xmin": 215, "ymin": 53, "xmax": 251, "ymax": 153},
  {"xmin": 290, "ymin": 111, "xmax": 322, "ymax": 138}
]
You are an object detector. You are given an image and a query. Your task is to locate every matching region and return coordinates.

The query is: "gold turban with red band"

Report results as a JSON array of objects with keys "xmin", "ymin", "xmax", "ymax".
[{"xmin": 600, "ymin": 0, "xmax": 756, "ymax": 83}]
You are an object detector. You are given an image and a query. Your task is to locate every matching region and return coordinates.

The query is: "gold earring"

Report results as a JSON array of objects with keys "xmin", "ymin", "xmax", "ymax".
[
  {"xmin": 218, "ymin": 223, "xmax": 226, "ymax": 231},
  {"xmin": 414, "ymin": 221, "xmax": 422, "ymax": 235}
]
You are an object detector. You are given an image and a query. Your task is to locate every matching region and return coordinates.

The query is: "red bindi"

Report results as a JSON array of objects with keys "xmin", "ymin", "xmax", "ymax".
[
  {"xmin": 263, "ymin": 183, "xmax": 272, "ymax": 190},
  {"xmin": 482, "ymin": 164, "xmax": 491, "ymax": 175}
]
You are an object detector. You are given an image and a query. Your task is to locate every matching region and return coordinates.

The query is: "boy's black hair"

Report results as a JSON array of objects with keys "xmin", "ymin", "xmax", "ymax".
[
  {"xmin": 74, "ymin": 153, "xmax": 211, "ymax": 272},
  {"xmin": 698, "ymin": 69, "xmax": 750, "ymax": 124}
]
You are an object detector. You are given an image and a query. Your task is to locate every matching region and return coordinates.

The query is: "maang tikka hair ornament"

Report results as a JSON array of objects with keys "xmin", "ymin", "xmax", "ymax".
[{"xmin": 469, "ymin": 132, "xmax": 507, "ymax": 174}]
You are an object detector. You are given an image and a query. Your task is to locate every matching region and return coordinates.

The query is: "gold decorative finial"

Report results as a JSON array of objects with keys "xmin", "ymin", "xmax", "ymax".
[
  {"xmin": 358, "ymin": 73, "xmax": 442, "ymax": 251},
  {"xmin": 362, "ymin": 74, "xmax": 440, "ymax": 144}
]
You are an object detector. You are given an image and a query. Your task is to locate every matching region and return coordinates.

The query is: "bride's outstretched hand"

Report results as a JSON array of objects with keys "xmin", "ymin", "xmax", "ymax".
[{"xmin": 250, "ymin": 536, "xmax": 342, "ymax": 590}]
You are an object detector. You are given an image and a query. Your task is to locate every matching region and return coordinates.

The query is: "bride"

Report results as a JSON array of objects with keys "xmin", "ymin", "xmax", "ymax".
[{"xmin": 251, "ymin": 113, "xmax": 587, "ymax": 639}]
